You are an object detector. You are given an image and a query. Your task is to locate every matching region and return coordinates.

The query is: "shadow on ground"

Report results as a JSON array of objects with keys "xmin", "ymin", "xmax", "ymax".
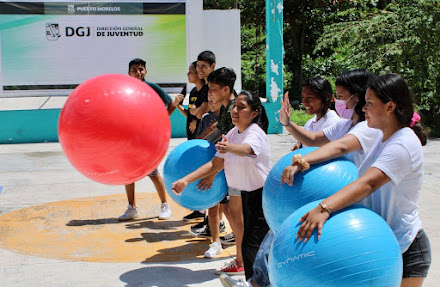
[{"xmin": 119, "ymin": 265, "xmax": 218, "ymax": 287}]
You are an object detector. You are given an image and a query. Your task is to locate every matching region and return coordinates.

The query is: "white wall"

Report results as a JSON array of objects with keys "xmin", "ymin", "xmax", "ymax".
[{"xmin": 186, "ymin": 0, "xmax": 242, "ymax": 91}]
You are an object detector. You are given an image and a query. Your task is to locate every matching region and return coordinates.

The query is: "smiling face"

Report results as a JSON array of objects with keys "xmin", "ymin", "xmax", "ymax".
[
  {"xmin": 363, "ymin": 88, "xmax": 390, "ymax": 129},
  {"xmin": 187, "ymin": 64, "xmax": 198, "ymax": 84},
  {"xmin": 301, "ymin": 86, "xmax": 324, "ymax": 117},
  {"xmin": 208, "ymin": 82, "xmax": 229, "ymax": 105},
  {"xmin": 128, "ymin": 64, "xmax": 147, "ymax": 81},
  {"xmin": 231, "ymin": 95, "xmax": 258, "ymax": 132},
  {"xmin": 196, "ymin": 60, "xmax": 215, "ymax": 80}
]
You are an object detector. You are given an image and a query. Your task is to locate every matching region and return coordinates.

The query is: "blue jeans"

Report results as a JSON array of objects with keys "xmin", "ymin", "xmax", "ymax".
[{"xmin": 251, "ymin": 230, "xmax": 274, "ymax": 287}]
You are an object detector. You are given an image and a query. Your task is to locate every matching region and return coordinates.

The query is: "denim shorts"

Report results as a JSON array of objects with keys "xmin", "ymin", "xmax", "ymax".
[
  {"xmin": 147, "ymin": 168, "xmax": 159, "ymax": 177},
  {"xmin": 402, "ymin": 229, "xmax": 431, "ymax": 278},
  {"xmin": 228, "ymin": 187, "xmax": 241, "ymax": 196}
]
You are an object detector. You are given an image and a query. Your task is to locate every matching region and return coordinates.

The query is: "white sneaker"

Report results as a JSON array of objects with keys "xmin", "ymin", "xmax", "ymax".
[
  {"xmin": 158, "ymin": 202, "xmax": 171, "ymax": 220},
  {"xmin": 219, "ymin": 274, "xmax": 250, "ymax": 287},
  {"xmin": 118, "ymin": 204, "xmax": 140, "ymax": 221},
  {"xmin": 204, "ymin": 241, "xmax": 222, "ymax": 258}
]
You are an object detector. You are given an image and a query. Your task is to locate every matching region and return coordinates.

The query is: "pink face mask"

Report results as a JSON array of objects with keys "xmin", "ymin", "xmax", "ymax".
[{"xmin": 335, "ymin": 95, "xmax": 356, "ymax": 119}]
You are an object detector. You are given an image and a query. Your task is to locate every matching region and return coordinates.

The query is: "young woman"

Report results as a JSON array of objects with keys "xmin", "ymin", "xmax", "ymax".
[
  {"xmin": 280, "ymin": 69, "xmax": 379, "ymax": 177},
  {"xmin": 174, "ymin": 61, "xmax": 209, "ymax": 140},
  {"xmin": 296, "ymin": 74, "xmax": 430, "ymax": 287},
  {"xmin": 172, "ymin": 90, "xmax": 271, "ymax": 280},
  {"xmin": 292, "ymin": 76, "xmax": 340, "ymax": 150},
  {"xmin": 220, "ymin": 70, "xmax": 379, "ymax": 287}
]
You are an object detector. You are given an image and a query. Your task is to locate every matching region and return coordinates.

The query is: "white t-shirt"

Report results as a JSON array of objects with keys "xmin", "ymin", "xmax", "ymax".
[
  {"xmin": 323, "ymin": 118, "xmax": 354, "ymax": 142},
  {"xmin": 323, "ymin": 120, "xmax": 381, "ymax": 167},
  {"xmin": 302, "ymin": 110, "xmax": 340, "ymax": 147},
  {"xmin": 215, "ymin": 123, "xmax": 271, "ymax": 191},
  {"xmin": 359, "ymin": 128, "xmax": 423, "ymax": 253}
]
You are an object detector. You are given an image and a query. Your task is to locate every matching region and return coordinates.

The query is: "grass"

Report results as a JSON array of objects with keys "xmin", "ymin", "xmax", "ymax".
[{"xmin": 290, "ymin": 107, "xmax": 314, "ymax": 126}]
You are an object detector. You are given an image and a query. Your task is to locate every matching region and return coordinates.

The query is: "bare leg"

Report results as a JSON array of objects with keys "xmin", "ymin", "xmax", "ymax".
[
  {"xmin": 124, "ymin": 183, "xmax": 136, "ymax": 207},
  {"xmin": 208, "ymin": 204, "xmax": 220, "ymax": 243},
  {"xmin": 226, "ymin": 195, "xmax": 244, "ymax": 266},
  {"xmin": 149, "ymin": 174, "xmax": 167, "ymax": 203},
  {"xmin": 401, "ymin": 278, "xmax": 425, "ymax": 287}
]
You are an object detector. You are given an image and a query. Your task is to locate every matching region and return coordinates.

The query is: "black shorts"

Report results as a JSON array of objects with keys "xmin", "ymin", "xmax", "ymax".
[
  {"xmin": 220, "ymin": 194, "xmax": 230, "ymax": 204},
  {"xmin": 402, "ymin": 229, "xmax": 431, "ymax": 278}
]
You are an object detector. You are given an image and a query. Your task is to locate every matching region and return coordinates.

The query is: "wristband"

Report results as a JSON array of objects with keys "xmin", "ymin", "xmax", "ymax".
[
  {"xmin": 291, "ymin": 154, "xmax": 310, "ymax": 172},
  {"xmin": 280, "ymin": 120, "xmax": 291, "ymax": 127},
  {"xmin": 319, "ymin": 202, "xmax": 332, "ymax": 215}
]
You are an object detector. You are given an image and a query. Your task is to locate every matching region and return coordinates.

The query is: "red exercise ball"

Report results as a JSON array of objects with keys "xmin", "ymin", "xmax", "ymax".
[{"xmin": 58, "ymin": 74, "xmax": 171, "ymax": 185}]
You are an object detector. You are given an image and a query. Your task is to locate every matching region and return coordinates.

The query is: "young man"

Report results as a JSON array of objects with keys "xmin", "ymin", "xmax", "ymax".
[
  {"xmin": 190, "ymin": 67, "xmax": 238, "ymax": 260},
  {"xmin": 118, "ymin": 58, "xmax": 177, "ymax": 221},
  {"xmin": 182, "ymin": 50, "xmax": 217, "ymax": 222}
]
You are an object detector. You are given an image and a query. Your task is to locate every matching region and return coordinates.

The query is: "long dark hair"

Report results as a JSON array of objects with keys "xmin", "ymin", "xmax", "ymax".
[
  {"xmin": 368, "ymin": 74, "xmax": 428, "ymax": 145},
  {"xmin": 238, "ymin": 90, "xmax": 269, "ymax": 133},
  {"xmin": 336, "ymin": 69, "xmax": 373, "ymax": 121},
  {"xmin": 302, "ymin": 76, "xmax": 333, "ymax": 117}
]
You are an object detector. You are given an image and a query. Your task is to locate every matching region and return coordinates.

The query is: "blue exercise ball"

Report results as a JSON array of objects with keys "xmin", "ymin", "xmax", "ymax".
[
  {"xmin": 269, "ymin": 201, "xmax": 402, "ymax": 287},
  {"xmin": 163, "ymin": 139, "xmax": 228, "ymax": 210},
  {"xmin": 263, "ymin": 147, "xmax": 358, "ymax": 232}
]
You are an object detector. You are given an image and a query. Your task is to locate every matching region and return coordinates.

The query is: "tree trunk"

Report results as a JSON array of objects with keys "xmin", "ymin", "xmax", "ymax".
[{"xmin": 286, "ymin": 15, "xmax": 305, "ymax": 107}]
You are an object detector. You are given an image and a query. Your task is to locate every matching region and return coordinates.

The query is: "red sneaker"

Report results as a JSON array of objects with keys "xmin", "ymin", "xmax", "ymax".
[{"xmin": 215, "ymin": 259, "xmax": 245, "ymax": 275}]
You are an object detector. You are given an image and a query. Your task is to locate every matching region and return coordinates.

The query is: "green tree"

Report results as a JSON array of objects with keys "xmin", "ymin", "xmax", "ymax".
[
  {"xmin": 314, "ymin": 0, "xmax": 440, "ymax": 135},
  {"xmin": 203, "ymin": 0, "xmax": 356, "ymax": 100},
  {"xmin": 204, "ymin": 0, "xmax": 267, "ymax": 97}
]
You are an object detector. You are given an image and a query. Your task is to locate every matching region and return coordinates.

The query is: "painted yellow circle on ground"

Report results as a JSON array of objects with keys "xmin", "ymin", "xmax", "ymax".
[{"xmin": 0, "ymin": 193, "xmax": 235, "ymax": 263}]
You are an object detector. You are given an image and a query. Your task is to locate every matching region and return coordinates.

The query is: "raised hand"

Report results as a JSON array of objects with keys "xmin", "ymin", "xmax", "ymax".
[{"xmin": 279, "ymin": 92, "xmax": 291, "ymax": 126}]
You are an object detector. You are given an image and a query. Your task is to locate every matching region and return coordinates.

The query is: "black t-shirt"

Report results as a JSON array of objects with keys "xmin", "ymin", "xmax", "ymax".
[{"xmin": 186, "ymin": 84, "xmax": 209, "ymax": 139}]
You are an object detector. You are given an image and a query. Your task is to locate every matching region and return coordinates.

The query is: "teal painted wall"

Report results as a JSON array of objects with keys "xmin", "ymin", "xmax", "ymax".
[{"xmin": 0, "ymin": 103, "xmax": 282, "ymax": 144}]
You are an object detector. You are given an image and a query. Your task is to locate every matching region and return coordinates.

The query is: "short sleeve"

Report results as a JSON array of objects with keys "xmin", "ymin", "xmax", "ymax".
[
  {"xmin": 322, "ymin": 119, "xmax": 353, "ymax": 142},
  {"xmin": 243, "ymin": 125, "xmax": 265, "ymax": 157},
  {"xmin": 147, "ymin": 81, "xmax": 172, "ymax": 106},
  {"xmin": 372, "ymin": 143, "xmax": 412, "ymax": 185},
  {"xmin": 348, "ymin": 121, "xmax": 381, "ymax": 154}
]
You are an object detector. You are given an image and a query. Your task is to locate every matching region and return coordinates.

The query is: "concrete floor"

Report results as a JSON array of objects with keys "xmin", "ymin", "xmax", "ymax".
[{"xmin": 0, "ymin": 133, "xmax": 439, "ymax": 286}]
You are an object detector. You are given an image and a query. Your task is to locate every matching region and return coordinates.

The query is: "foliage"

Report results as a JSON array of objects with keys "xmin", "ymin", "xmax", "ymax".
[
  {"xmin": 204, "ymin": 0, "xmax": 267, "ymax": 96},
  {"xmin": 314, "ymin": 0, "xmax": 440, "ymax": 136},
  {"xmin": 204, "ymin": 0, "xmax": 440, "ymax": 136},
  {"xmin": 290, "ymin": 108, "xmax": 314, "ymax": 126}
]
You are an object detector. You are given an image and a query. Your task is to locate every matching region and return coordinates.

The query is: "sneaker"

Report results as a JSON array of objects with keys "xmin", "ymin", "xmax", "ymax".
[
  {"xmin": 191, "ymin": 216, "xmax": 208, "ymax": 230},
  {"xmin": 220, "ymin": 232, "xmax": 236, "ymax": 246},
  {"xmin": 183, "ymin": 210, "xmax": 206, "ymax": 221},
  {"xmin": 190, "ymin": 216, "xmax": 209, "ymax": 237},
  {"xmin": 190, "ymin": 219, "xmax": 227, "ymax": 238},
  {"xmin": 158, "ymin": 202, "xmax": 171, "ymax": 220},
  {"xmin": 118, "ymin": 204, "xmax": 140, "ymax": 221},
  {"xmin": 190, "ymin": 221, "xmax": 211, "ymax": 238},
  {"xmin": 215, "ymin": 259, "xmax": 245, "ymax": 275},
  {"xmin": 219, "ymin": 274, "xmax": 250, "ymax": 287},
  {"xmin": 204, "ymin": 241, "xmax": 222, "ymax": 258},
  {"xmin": 219, "ymin": 220, "xmax": 227, "ymax": 234}
]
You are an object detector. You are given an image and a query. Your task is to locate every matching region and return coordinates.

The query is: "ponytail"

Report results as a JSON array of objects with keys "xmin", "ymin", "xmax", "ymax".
[{"xmin": 238, "ymin": 90, "xmax": 269, "ymax": 134}]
